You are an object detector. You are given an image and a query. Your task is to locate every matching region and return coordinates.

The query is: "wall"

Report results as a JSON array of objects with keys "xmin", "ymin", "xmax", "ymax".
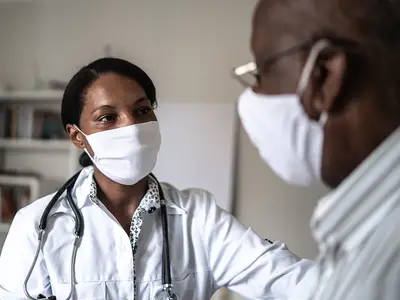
[{"xmin": 0, "ymin": 1, "xmax": 329, "ymax": 299}]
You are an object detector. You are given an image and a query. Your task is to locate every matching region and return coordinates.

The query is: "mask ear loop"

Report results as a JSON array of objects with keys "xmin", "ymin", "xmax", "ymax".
[
  {"xmin": 296, "ymin": 39, "xmax": 331, "ymax": 95},
  {"xmin": 295, "ymin": 40, "xmax": 331, "ymax": 126},
  {"xmin": 73, "ymin": 125, "xmax": 97, "ymax": 164}
]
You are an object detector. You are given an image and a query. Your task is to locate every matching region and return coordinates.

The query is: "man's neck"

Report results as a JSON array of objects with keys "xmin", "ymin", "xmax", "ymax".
[{"xmin": 311, "ymin": 126, "xmax": 400, "ymax": 251}]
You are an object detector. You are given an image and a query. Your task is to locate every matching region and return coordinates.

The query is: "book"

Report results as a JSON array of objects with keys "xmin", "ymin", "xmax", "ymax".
[
  {"xmin": 0, "ymin": 105, "xmax": 67, "ymax": 140},
  {"xmin": 33, "ymin": 110, "xmax": 66, "ymax": 139}
]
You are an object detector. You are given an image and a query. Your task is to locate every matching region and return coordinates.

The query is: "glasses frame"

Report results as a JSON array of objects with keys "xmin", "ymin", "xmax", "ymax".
[{"xmin": 231, "ymin": 36, "xmax": 358, "ymax": 88}]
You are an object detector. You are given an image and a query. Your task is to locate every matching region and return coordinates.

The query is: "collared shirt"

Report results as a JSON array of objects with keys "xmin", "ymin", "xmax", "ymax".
[
  {"xmin": 309, "ymin": 127, "xmax": 400, "ymax": 300},
  {"xmin": 88, "ymin": 176, "xmax": 160, "ymax": 299},
  {"xmin": 0, "ymin": 166, "xmax": 315, "ymax": 300}
]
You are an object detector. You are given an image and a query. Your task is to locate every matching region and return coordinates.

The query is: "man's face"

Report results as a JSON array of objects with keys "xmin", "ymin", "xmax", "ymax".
[{"xmin": 247, "ymin": 0, "xmax": 394, "ymax": 188}]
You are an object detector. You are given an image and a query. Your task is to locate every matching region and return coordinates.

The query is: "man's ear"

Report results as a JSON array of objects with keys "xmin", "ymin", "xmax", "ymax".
[
  {"xmin": 66, "ymin": 124, "xmax": 86, "ymax": 150},
  {"xmin": 313, "ymin": 48, "xmax": 347, "ymax": 114},
  {"xmin": 301, "ymin": 47, "xmax": 348, "ymax": 119}
]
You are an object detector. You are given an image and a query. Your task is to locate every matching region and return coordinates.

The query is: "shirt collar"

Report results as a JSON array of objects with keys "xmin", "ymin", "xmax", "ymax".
[
  {"xmin": 311, "ymin": 127, "xmax": 400, "ymax": 254},
  {"xmin": 87, "ymin": 173, "xmax": 161, "ymax": 213},
  {"xmin": 70, "ymin": 166, "xmax": 186, "ymax": 215}
]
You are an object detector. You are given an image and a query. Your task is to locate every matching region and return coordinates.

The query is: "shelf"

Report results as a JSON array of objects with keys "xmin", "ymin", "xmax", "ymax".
[
  {"xmin": 0, "ymin": 174, "xmax": 40, "ymax": 187},
  {"xmin": 0, "ymin": 90, "xmax": 63, "ymax": 102},
  {"xmin": 0, "ymin": 174, "xmax": 40, "ymax": 207},
  {"xmin": 0, "ymin": 139, "xmax": 74, "ymax": 150},
  {"xmin": 0, "ymin": 223, "xmax": 10, "ymax": 233}
]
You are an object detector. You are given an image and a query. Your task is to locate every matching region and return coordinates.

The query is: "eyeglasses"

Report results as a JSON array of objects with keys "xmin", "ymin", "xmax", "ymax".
[
  {"xmin": 231, "ymin": 37, "xmax": 358, "ymax": 88},
  {"xmin": 232, "ymin": 62, "xmax": 259, "ymax": 87}
]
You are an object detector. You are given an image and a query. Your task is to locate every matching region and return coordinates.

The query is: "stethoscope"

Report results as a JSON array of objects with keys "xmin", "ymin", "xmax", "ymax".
[{"xmin": 23, "ymin": 171, "xmax": 179, "ymax": 300}]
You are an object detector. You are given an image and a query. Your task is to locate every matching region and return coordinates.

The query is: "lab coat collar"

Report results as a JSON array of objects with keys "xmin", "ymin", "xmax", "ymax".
[
  {"xmin": 311, "ymin": 126, "xmax": 400, "ymax": 255},
  {"xmin": 68, "ymin": 166, "xmax": 187, "ymax": 215},
  {"xmin": 163, "ymin": 197, "xmax": 187, "ymax": 215}
]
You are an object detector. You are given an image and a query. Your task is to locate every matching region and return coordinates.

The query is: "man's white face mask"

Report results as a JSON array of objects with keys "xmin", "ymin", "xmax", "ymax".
[
  {"xmin": 75, "ymin": 121, "xmax": 161, "ymax": 186},
  {"xmin": 238, "ymin": 40, "xmax": 329, "ymax": 186}
]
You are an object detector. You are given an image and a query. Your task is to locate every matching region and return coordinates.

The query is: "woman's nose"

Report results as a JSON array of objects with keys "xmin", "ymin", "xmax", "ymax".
[{"xmin": 120, "ymin": 111, "xmax": 138, "ymax": 126}]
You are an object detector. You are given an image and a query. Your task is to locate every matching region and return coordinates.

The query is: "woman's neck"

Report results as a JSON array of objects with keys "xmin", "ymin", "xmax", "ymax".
[{"xmin": 93, "ymin": 168, "xmax": 148, "ymax": 210}]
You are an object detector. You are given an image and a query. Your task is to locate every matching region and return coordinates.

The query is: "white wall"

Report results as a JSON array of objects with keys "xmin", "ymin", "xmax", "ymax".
[{"xmin": 0, "ymin": 1, "xmax": 329, "ymax": 299}]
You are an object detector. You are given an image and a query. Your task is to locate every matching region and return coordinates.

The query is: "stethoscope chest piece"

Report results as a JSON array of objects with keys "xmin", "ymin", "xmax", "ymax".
[{"xmin": 152, "ymin": 285, "xmax": 179, "ymax": 300}]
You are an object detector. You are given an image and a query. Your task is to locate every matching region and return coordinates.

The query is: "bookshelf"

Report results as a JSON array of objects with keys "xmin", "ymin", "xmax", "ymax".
[
  {"xmin": 0, "ymin": 174, "xmax": 40, "ymax": 233},
  {"xmin": 0, "ymin": 175, "xmax": 40, "ymax": 196},
  {"xmin": 0, "ymin": 89, "xmax": 80, "ymax": 235},
  {"xmin": 0, "ymin": 138, "xmax": 73, "ymax": 151},
  {"xmin": 0, "ymin": 90, "xmax": 64, "ymax": 102}
]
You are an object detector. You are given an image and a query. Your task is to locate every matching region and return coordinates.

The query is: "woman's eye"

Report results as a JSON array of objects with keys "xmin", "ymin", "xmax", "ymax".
[
  {"xmin": 98, "ymin": 115, "xmax": 115, "ymax": 123},
  {"xmin": 138, "ymin": 106, "xmax": 152, "ymax": 115}
]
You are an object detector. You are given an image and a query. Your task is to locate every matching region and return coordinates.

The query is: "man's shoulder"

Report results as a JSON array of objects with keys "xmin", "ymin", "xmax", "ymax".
[
  {"xmin": 318, "ymin": 204, "xmax": 400, "ymax": 300},
  {"xmin": 362, "ymin": 203, "xmax": 400, "ymax": 272}
]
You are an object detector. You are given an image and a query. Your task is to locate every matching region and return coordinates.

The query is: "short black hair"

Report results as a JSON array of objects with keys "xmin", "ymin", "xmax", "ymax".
[
  {"xmin": 61, "ymin": 57, "xmax": 157, "ymax": 167},
  {"xmin": 257, "ymin": 0, "xmax": 400, "ymax": 107},
  {"xmin": 336, "ymin": 0, "xmax": 400, "ymax": 108},
  {"xmin": 303, "ymin": 0, "xmax": 400, "ymax": 108}
]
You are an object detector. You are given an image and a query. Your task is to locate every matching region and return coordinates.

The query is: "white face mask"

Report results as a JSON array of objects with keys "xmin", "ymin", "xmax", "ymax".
[
  {"xmin": 75, "ymin": 121, "xmax": 161, "ymax": 186},
  {"xmin": 238, "ymin": 40, "xmax": 329, "ymax": 186}
]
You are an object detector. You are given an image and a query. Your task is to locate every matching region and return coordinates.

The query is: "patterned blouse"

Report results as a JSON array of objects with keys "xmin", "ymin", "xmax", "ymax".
[{"xmin": 88, "ymin": 176, "xmax": 161, "ymax": 298}]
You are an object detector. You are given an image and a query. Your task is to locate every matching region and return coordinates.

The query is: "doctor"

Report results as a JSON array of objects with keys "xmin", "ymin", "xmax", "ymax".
[
  {"xmin": 0, "ymin": 57, "xmax": 314, "ymax": 300},
  {"xmin": 236, "ymin": 0, "xmax": 400, "ymax": 299}
]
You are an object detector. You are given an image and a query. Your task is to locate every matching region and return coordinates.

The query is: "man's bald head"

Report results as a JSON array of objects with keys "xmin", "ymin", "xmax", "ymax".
[
  {"xmin": 253, "ymin": 0, "xmax": 400, "ymax": 76},
  {"xmin": 254, "ymin": 0, "xmax": 400, "ymax": 41},
  {"xmin": 250, "ymin": 0, "xmax": 400, "ymax": 187}
]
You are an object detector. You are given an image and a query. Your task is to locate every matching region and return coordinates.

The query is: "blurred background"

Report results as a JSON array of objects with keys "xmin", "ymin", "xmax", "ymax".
[{"xmin": 0, "ymin": 1, "xmax": 328, "ymax": 299}]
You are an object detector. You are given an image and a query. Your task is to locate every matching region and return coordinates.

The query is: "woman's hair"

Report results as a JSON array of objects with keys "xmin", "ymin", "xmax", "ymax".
[{"xmin": 61, "ymin": 57, "xmax": 157, "ymax": 167}]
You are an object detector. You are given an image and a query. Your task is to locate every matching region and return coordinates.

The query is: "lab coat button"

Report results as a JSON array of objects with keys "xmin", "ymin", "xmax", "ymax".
[{"xmin": 148, "ymin": 206, "xmax": 156, "ymax": 213}]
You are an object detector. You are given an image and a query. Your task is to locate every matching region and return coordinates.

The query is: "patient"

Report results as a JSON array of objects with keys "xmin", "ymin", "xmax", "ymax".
[{"xmin": 0, "ymin": 57, "xmax": 315, "ymax": 300}]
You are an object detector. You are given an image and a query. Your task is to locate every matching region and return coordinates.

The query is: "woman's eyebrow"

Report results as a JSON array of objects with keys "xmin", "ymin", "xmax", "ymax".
[
  {"xmin": 134, "ymin": 96, "xmax": 148, "ymax": 104},
  {"xmin": 91, "ymin": 105, "xmax": 115, "ymax": 114}
]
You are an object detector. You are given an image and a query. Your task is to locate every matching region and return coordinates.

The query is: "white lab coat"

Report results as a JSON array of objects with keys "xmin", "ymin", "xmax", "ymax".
[{"xmin": 0, "ymin": 167, "xmax": 314, "ymax": 300}]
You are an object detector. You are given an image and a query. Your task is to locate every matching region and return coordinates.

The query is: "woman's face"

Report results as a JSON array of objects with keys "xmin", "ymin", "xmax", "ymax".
[{"xmin": 67, "ymin": 72, "xmax": 157, "ymax": 153}]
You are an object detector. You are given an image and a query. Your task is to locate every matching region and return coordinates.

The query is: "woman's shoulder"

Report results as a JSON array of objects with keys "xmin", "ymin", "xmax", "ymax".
[
  {"xmin": 13, "ymin": 168, "xmax": 92, "ymax": 225},
  {"xmin": 13, "ymin": 191, "xmax": 60, "ymax": 227},
  {"xmin": 160, "ymin": 182, "xmax": 219, "ymax": 215}
]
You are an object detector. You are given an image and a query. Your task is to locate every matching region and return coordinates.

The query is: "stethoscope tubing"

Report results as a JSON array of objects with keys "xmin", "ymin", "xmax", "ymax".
[{"xmin": 24, "ymin": 171, "xmax": 177, "ymax": 300}]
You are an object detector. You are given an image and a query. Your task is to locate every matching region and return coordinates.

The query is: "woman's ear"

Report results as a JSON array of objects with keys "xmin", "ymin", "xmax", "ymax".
[
  {"xmin": 66, "ymin": 124, "xmax": 85, "ymax": 149},
  {"xmin": 313, "ymin": 48, "xmax": 347, "ymax": 114}
]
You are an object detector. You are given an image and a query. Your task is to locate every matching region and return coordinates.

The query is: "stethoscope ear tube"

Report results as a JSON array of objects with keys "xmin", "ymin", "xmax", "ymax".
[
  {"xmin": 39, "ymin": 171, "xmax": 81, "ymax": 232},
  {"xmin": 66, "ymin": 182, "xmax": 84, "ymax": 238},
  {"xmin": 26, "ymin": 170, "xmax": 84, "ymax": 300},
  {"xmin": 34, "ymin": 172, "xmax": 175, "ymax": 300}
]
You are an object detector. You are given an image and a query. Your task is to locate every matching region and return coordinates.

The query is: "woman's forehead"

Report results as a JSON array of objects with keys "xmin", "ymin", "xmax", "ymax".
[{"xmin": 84, "ymin": 73, "xmax": 146, "ymax": 106}]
